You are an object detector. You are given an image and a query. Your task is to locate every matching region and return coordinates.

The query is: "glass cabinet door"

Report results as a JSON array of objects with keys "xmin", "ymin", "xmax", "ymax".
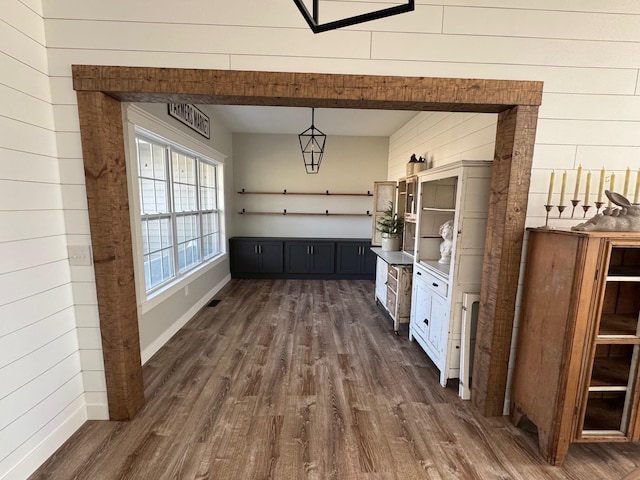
[{"xmin": 581, "ymin": 244, "xmax": 640, "ymax": 438}]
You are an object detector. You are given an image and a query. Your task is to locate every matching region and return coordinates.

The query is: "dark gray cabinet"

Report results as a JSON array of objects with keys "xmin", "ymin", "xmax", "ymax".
[
  {"xmin": 285, "ymin": 241, "xmax": 335, "ymax": 274},
  {"xmin": 336, "ymin": 242, "xmax": 375, "ymax": 275},
  {"xmin": 230, "ymin": 238, "xmax": 283, "ymax": 274},
  {"xmin": 229, "ymin": 237, "xmax": 374, "ymax": 279}
]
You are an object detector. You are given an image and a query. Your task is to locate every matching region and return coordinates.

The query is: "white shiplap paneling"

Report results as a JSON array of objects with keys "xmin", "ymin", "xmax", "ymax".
[
  {"xmin": 0, "ymin": 53, "xmax": 52, "ymax": 102},
  {"xmin": 0, "ymin": 284, "xmax": 74, "ymax": 337},
  {"xmin": 0, "ymin": 117, "xmax": 58, "ymax": 158},
  {"xmin": 443, "ymin": 6, "xmax": 640, "ymax": 42},
  {"xmin": 539, "ymin": 93, "xmax": 640, "ymax": 121},
  {"xmin": 0, "ymin": 179, "xmax": 63, "ymax": 211},
  {"xmin": 372, "ymin": 31, "xmax": 640, "ymax": 69},
  {"xmin": 536, "ymin": 118, "xmax": 640, "ymax": 146},
  {"xmin": 0, "ymin": 235, "xmax": 68, "ymax": 276},
  {"xmin": 0, "ymin": 18, "xmax": 48, "ymax": 74},
  {"xmin": 44, "ymin": 20, "xmax": 372, "ymax": 59},
  {"xmin": 0, "ymin": 84, "xmax": 54, "ymax": 130},
  {"xmin": 0, "ymin": 149, "xmax": 61, "ymax": 184}
]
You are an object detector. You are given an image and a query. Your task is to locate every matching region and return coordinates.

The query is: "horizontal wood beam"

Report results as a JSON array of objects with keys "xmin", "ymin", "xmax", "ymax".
[{"xmin": 72, "ymin": 66, "xmax": 543, "ymax": 113}]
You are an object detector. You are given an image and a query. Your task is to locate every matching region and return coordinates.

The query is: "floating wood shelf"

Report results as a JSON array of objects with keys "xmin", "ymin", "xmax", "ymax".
[
  {"xmin": 238, "ymin": 209, "xmax": 371, "ymax": 217},
  {"xmin": 238, "ymin": 188, "xmax": 372, "ymax": 196}
]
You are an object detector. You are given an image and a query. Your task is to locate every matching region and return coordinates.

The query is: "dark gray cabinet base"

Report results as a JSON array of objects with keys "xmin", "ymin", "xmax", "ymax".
[{"xmin": 229, "ymin": 237, "xmax": 374, "ymax": 280}]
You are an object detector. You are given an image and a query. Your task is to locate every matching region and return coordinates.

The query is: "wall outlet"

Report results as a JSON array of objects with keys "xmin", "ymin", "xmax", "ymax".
[{"xmin": 68, "ymin": 245, "xmax": 93, "ymax": 266}]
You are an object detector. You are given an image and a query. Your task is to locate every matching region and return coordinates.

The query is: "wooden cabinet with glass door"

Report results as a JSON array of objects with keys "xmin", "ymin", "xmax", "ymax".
[{"xmin": 511, "ymin": 229, "xmax": 640, "ymax": 465}]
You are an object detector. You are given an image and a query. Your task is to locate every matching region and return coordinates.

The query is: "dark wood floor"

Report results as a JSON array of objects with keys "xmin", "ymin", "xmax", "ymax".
[{"xmin": 31, "ymin": 279, "xmax": 640, "ymax": 479}]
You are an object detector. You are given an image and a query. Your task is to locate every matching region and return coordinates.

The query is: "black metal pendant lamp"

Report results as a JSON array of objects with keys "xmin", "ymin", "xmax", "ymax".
[
  {"xmin": 298, "ymin": 108, "xmax": 326, "ymax": 174},
  {"xmin": 294, "ymin": 0, "xmax": 415, "ymax": 34}
]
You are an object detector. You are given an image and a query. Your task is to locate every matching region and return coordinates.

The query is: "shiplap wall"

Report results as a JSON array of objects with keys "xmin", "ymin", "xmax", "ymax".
[
  {"xmin": 2, "ymin": 0, "xmax": 640, "ymax": 477},
  {"xmin": 387, "ymin": 112, "xmax": 498, "ymax": 180},
  {"xmin": 0, "ymin": 2, "xmax": 88, "ymax": 480}
]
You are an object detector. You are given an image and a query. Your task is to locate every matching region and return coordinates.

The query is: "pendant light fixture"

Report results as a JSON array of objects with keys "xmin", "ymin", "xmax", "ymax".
[
  {"xmin": 293, "ymin": 0, "xmax": 415, "ymax": 34},
  {"xmin": 298, "ymin": 107, "xmax": 326, "ymax": 174}
]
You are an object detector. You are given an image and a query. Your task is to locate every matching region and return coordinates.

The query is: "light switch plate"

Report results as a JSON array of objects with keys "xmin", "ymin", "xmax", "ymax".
[{"xmin": 68, "ymin": 245, "xmax": 93, "ymax": 266}]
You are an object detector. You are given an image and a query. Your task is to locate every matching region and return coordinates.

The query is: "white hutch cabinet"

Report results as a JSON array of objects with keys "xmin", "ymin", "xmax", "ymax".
[{"xmin": 409, "ymin": 161, "xmax": 491, "ymax": 388}]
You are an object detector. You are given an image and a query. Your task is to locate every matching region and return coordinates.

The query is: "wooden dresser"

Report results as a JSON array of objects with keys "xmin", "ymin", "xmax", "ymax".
[{"xmin": 511, "ymin": 228, "xmax": 640, "ymax": 465}]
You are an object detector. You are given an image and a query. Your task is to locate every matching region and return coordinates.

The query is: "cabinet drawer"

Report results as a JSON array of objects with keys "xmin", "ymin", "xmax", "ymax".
[
  {"xmin": 417, "ymin": 268, "xmax": 448, "ymax": 297},
  {"xmin": 388, "ymin": 265, "xmax": 399, "ymax": 279},
  {"xmin": 386, "ymin": 288, "xmax": 397, "ymax": 314},
  {"xmin": 386, "ymin": 272, "xmax": 398, "ymax": 292}
]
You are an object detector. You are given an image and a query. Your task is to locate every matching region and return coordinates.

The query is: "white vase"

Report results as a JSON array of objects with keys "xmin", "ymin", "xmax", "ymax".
[{"xmin": 381, "ymin": 235, "xmax": 401, "ymax": 252}]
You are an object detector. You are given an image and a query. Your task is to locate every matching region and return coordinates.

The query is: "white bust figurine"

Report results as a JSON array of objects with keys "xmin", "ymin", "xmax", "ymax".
[{"xmin": 438, "ymin": 220, "xmax": 454, "ymax": 264}]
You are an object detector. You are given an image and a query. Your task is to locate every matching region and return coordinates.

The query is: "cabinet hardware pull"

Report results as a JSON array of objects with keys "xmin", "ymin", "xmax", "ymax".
[
  {"xmin": 432, "ymin": 282, "xmax": 438, "ymax": 287},
  {"xmin": 424, "ymin": 318, "xmax": 429, "ymax": 325},
  {"xmin": 416, "ymin": 271, "xmax": 422, "ymax": 276}
]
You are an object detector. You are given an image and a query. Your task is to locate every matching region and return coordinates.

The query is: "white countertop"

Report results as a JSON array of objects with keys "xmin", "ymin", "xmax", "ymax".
[{"xmin": 370, "ymin": 247, "xmax": 414, "ymax": 266}]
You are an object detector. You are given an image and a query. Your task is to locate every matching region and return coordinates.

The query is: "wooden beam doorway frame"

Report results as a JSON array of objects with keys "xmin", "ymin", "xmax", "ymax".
[{"xmin": 72, "ymin": 66, "xmax": 542, "ymax": 419}]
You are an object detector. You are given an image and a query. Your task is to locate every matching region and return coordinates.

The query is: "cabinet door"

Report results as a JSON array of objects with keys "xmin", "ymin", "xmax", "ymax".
[
  {"xmin": 259, "ymin": 241, "xmax": 284, "ymax": 273},
  {"xmin": 411, "ymin": 275, "xmax": 429, "ymax": 341},
  {"xmin": 285, "ymin": 242, "xmax": 312, "ymax": 273},
  {"xmin": 579, "ymin": 242, "xmax": 640, "ymax": 440},
  {"xmin": 336, "ymin": 243, "xmax": 363, "ymax": 274},
  {"xmin": 337, "ymin": 242, "xmax": 376, "ymax": 275},
  {"xmin": 372, "ymin": 181, "xmax": 397, "ymax": 246},
  {"xmin": 285, "ymin": 242, "xmax": 334, "ymax": 274},
  {"xmin": 339, "ymin": 243, "xmax": 361, "ymax": 273},
  {"xmin": 427, "ymin": 290, "xmax": 448, "ymax": 358},
  {"xmin": 375, "ymin": 257, "xmax": 388, "ymax": 304},
  {"xmin": 310, "ymin": 242, "xmax": 335, "ymax": 274},
  {"xmin": 362, "ymin": 247, "xmax": 376, "ymax": 275},
  {"xmin": 232, "ymin": 240, "xmax": 261, "ymax": 273}
]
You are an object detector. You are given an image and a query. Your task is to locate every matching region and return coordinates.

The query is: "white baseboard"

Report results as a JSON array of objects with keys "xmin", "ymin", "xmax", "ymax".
[
  {"xmin": 1, "ymin": 398, "xmax": 87, "ymax": 480},
  {"xmin": 140, "ymin": 274, "xmax": 231, "ymax": 365},
  {"xmin": 86, "ymin": 403, "xmax": 109, "ymax": 420}
]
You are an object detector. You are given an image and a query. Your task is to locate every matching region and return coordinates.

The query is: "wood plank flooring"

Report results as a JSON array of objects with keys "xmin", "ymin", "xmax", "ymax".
[{"xmin": 31, "ymin": 279, "xmax": 640, "ymax": 479}]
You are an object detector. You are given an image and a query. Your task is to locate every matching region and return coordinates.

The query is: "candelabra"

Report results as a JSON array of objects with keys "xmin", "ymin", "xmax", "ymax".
[{"xmin": 542, "ymin": 198, "xmax": 606, "ymax": 228}]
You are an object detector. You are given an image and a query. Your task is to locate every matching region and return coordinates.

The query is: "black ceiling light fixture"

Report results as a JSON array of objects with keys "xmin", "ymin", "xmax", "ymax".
[
  {"xmin": 294, "ymin": 0, "xmax": 415, "ymax": 34},
  {"xmin": 298, "ymin": 107, "xmax": 326, "ymax": 174}
]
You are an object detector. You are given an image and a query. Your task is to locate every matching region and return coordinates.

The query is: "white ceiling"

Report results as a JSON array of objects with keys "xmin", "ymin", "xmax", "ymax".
[{"xmin": 209, "ymin": 105, "xmax": 419, "ymax": 136}]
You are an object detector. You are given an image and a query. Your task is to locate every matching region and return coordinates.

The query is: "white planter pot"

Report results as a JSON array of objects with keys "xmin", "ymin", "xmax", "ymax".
[{"xmin": 381, "ymin": 235, "xmax": 401, "ymax": 252}]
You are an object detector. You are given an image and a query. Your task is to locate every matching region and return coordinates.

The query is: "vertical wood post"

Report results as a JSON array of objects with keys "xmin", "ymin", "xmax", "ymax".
[
  {"xmin": 76, "ymin": 91, "xmax": 145, "ymax": 420},
  {"xmin": 472, "ymin": 104, "xmax": 539, "ymax": 416}
]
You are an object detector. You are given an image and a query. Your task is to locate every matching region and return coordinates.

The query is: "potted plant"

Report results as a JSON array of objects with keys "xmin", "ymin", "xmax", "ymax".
[{"xmin": 377, "ymin": 202, "xmax": 404, "ymax": 251}]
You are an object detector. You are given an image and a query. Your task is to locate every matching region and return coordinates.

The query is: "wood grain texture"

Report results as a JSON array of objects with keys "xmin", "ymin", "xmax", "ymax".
[
  {"xmin": 472, "ymin": 104, "xmax": 539, "ymax": 416},
  {"xmin": 30, "ymin": 280, "xmax": 640, "ymax": 479},
  {"xmin": 76, "ymin": 91, "xmax": 145, "ymax": 420},
  {"xmin": 72, "ymin": 65, "xmax": 541, "ymax": 420},
  {"xmin": 71, "ymin": 66, "xmax": 543, "ymax": 112}
]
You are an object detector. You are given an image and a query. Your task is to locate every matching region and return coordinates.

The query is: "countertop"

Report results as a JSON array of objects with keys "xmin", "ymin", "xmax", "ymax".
[{"xmin": 370, "ymin": 247, "xmax": 414, "ymax": 266}]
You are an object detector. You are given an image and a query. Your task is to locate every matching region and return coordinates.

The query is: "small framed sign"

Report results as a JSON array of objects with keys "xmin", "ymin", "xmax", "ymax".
[{"xmin": 167, "ymin": 103, "xmax": 210, "ymax": 139}]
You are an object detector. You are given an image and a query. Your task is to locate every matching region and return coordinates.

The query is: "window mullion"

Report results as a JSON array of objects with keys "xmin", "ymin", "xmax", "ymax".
[
  {"xmin": 167, "ymin": 145, "xmax": 180, "ymax": 276},
  {"xmin": 196, "ymin": 157, "xmax": 204, "ymax": 261}
]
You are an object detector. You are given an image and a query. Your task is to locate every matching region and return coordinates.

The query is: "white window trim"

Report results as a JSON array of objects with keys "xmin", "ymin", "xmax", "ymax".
[{"xmin": 123, "ymin": 104, "xmax": 227, "ymax": 314}]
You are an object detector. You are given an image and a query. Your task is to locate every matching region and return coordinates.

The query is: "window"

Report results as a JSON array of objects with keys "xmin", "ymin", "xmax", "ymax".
[{"xmin": 135, "ymin": 132, "xmax": 222, "ymax": 293}]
